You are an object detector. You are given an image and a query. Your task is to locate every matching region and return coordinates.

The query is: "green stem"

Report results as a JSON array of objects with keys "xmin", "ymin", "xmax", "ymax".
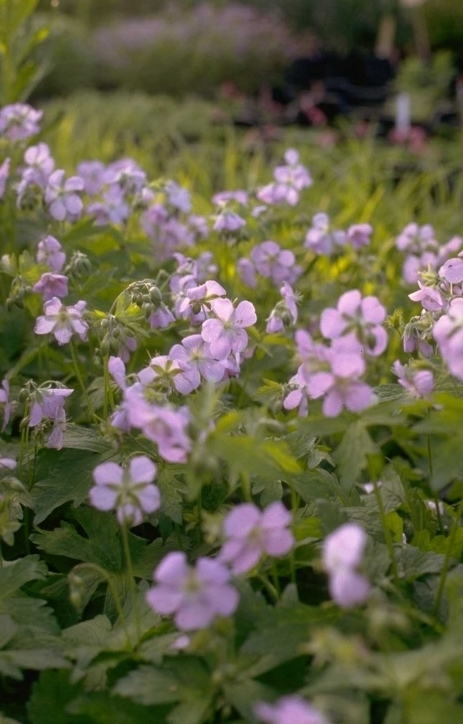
[
  {"xmin": 72, "ymin": 562, "xmax": 132, "ymax": 647},
  {"xmin": 256, "ymin": 573, "xmax": 279, "ymax": 603},
  {"xmin": 427, "ymin": 432, "xmax": 444, "ymax": 534},
  {"xmin": 120, "ymin": 524, "xmax": 141, "ymax": 641},
  {"xmin": 69, "ymin": 340, "xmax": 96, "ymax": 422},
  {"xmin": 433, "ymin": 498, "xmax": 463, "ymax": 618},
  {"xmin": 373, "ymin": 478, "xmax": 399, "ymax": 586}
]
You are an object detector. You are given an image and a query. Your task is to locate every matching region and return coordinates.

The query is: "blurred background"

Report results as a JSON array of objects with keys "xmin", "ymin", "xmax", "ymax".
[{"xmin": 31, "ymin": 0, "xmax": 462, "ymax": 100}]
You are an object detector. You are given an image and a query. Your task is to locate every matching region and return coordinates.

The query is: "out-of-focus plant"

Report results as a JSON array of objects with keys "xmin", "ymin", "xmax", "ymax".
[
  {"xmin": 92, "ymin": 3, "xmax": 301, "ymax": 97},
  {"xmin": 0, "ymin": 0, "xmax": 48, "ymax": 104},
  {"xmin": 389, "ymin": 51, "xmax": 455, "ymax": 122}
]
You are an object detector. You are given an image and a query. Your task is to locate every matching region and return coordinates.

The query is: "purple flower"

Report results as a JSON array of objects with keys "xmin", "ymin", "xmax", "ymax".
[
  {"xmin": 408, "ymin": 283, "xmax": 446, "ymax": 312},
  {"xmin": 33, "ymin": 273, "xmax": 69, "ymax": 301},
  {"xmin": 439, "ymin": 256, "xmax": 463, "ymax": 285},
  {"xmin": 320, "ymin": 289, "xmax": 387, "ymax": 357},
  {"xmin": 307, "ymin": 336, "xmax": 374, "ymax": 417},
  {"xmin": 255, "ymin": 695, "xmax": 329, "ymax": 724},
  {"xmin": 90, "ymin": 456, "xmax": 160, "ymax": 527},
  {"xmin": 347, "ymin": 223, "xmax": 372, "ymax": 249},
  {"xmin": 213, "ymin": 210, "xmax": 246, "ymax": 233},
  {"xmin": 433, "ymin": 298, "xmax": 463, "ymax": 379},
  {"xmin": 201, "ymin": 298, "xmax": 257, "ymax": 359},
  {"xmin": 0, "ymin": 380, "xmax": 11, "ymax": 431},
  {"xmin": 146, "ymin": 551, "xmax": 239, "ymax": 631},
  {"xmin": 219, "ymin": 502, "xmax": 294, "ymax": 575},
  {"xmin": 76, "ymin": 160, "xmax": 106, "ymax": 195},
  {"xmin": 45, "ymin": 170, "xmax": 84, "ymax": 221},
  {"xmin": 34, "ymin": 297, "xmax": 88, "ymax": 345},
  {"xmin": 169, "ymin": 334, "xmax": 226, "ymax": 394},
  {"xmin": 124, "ymin": 386, "xmax": 191, "ymax": 463},
  {"xmin": 29, "ymin": 386, "xmax": 73, "ymax": 450},
  {"xmin": 322, "ymin": 523, "xmax": 370, "ymax": 608},
  {"xmin": 237, "ymin": 258, "xmax": 257, "ymax": 288},
  {"xmin": 251, "ymin": 241, "xmax": 300, "ymax": 285},
  {"xmin": 36, "ymin": 236, "xmax": 66, "ymax": 273},
  {"xmin": 23, "ymin": 143, "xmax": 55, "ymax": 184},
  {"xmin": 392, "ymin": 360, "xmax": 434, "ymax": 398},
  {"xmin": 0, "ymin": 104, "xmax": 42, "ymax": 141},
  {"xmin": 266, "ymin": 282, "xmax": 299, "ymax": 333},
  {"xmin": 212, "ymin": 190, "xmax": 248, "ymax": 206},
  {"xmin": 87, "ymin": 185, "xmax": 130, "ymax": 225},
  {"xmin": 165, "ymin": 181, "xmax": 191, "ymax": 213},
  {"xmin": 0, "ymin": 157, "xmax": 10, "ymax": 199},
  {"xmin": 304, "ymin": 213, "xmax": 346, "ymax": 255}
]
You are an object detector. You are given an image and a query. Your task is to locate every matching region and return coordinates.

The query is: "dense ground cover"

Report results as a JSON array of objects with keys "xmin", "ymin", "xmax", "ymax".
[{"xmin": 1, "ymin": 92, "xmax": 463, "ymax": 724}]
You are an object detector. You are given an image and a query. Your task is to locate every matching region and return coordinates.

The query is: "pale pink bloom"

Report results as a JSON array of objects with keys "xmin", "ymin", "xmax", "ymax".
[
  {"xmin": 125, "ymin": 385, "xmax": 191, "ymax": 463},
  {"xmin": 169, "ymin": 334, "xmax": 225, "ymax": 394},
  {"xmin": 45, "ymin": 170, "xmax": 84, "ymax": 221},
  {"xmin": 0, "ymin": 157, "xmax": 10, "ymax": 199},
  {"xmin": 408, "ymin": 283, "xmax": 446, "ymax": 312},
  {"xmin": 283, "ymin": 369, "xmax": 310, "ymax": 416},
  {"xmin": 0, "ymin": 458, "xmax": 16, "ymax": 470},
  {"xmin": 165, "ymin": 181, "xmax": 191, "ymax": 213},
  {"xmin": 29, "ymin": 387, "xmax": 73, "ymax": 450},
  {"xmin": 33, "ymin": 273, "xmax": 69, "ymax": 301},
  {"xmin": 320, "ymin": 289, "xmax": 387, "ymax": 357},
  {"xmin": 178, "ymin": 280, "xmax": 226, "ymax": 321},
  {"xmin": 212, "ymin": 189, "xmax": 248, "ymax": 206},
  {"xmin": 34, "ymin": 297, "xmax": 88, "ymax": 345},
  {"xmin": 392, "ymin": 360, "xmax": 434, "ymax": 398},
  {"xmin": 304, "ymin": 213, "xmax": 346, "ymax": 255},
  {"xmin": 255, "ymin": 695, "xmax": 329, "ymax": 724},
  {"xmin": 322, "ymin": 523, "xmax": 370, "ymax": 608},
  {"xmin": 76, "ymin": 160, "xmax": 106, "ymax": 195},
  {"xmin": 347, "ymin": 223, "xmax": 372, "ymax": 249},
  {"xmin": 201, "ymin": 298, "xmax": 257, "ymax": 359},
  {"xmin": 219, "ymin": 502, "xmax": 294, "ymax": 575},
  {"xmin": 36, "ymin": 236, "xmax": 66, "ymax": 273},
  {"xmin": 146, "ymin": 552, "xmax": 239, "ymax": 631},
  {"xmin": 0, "ymin": 104, "xmax": 42, "ymax": 141},
  {"xmin": 433, "ymin": 298, "xmax": 463, "ymax": 380},
  {"xmin": 0, "ymin": 379, "xmax": 11, "ymax": 431},
  {"xmin": 213, "ymin": 210, "xmax": 246, "ymax": 233},
  {"xmin": 439, "ymin": 257, "xmax": 463, "ymax": 285},
  {"xmin": 90, "ymin": 456, "xmax": 160, "ymax": 527}
]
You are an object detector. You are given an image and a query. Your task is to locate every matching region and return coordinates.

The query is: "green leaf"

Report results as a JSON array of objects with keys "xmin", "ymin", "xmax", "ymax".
[
  {"xmin": 30, "ymin": 448, "xmax": 114, "ymax": 524},
  {"xmin": 27, "ymin": 670, "xmax": 87, "ymax": 724},
  {"xmin": 396, "ymin": 545, "xmax": 448, "ymax": 580},
  {"xmin": 332, "ymin": 421, "xmax": 378, "ymax": 493}
]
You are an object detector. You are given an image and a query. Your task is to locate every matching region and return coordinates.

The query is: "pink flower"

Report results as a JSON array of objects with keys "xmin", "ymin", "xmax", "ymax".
[
  {"xmin": 408, "ymin": 283, "xmax": 446, "ymax": 312},
  {"xmin": 439, "ymin": 257, "xmax": 463, "ymax": 285},
  {"xmin": 307, "ymin": 337, "xmax": 374, "ymax": 417},
  {"xmin": 146, "ymin": 552, "xmax": 239, "ymax": 631},
  {"xmin": 0, "ymin": 380, "xmax": 11, "ymax": 431},
  {"xmin": 33, "ymin": 273, "xmax": 69, "ymax": 301},
  {"xmin": 0, "ymin": 104, "xmax": 42, "ymax": 141},
  {"xmin": 251, "ymin": 241, "xmax": 301, "ymax": 285},
  {"xmin": 45, "ymin": 170, "xmax": 84, "ymax": 221},
  {"xmin": 169, "ymin": 334, "xmax": 226, "ymax": 394},
  {"xmin": 433, "ymin": 298, "xmax": 463, "ymax": 380},
  {"xmin": 34, "ymin": 297, "xmax": 88, "ymax": 345},
  {"xmin": 255, "ymin": 696, "xmax": 329, "ymax": 724},
  {"xmin": 219, "ymin": 502, "xmax": 294, "ymax": 575},
  {"xmin": 392, "ymin": 361, "xmax": 434, "ymax": 398},
  {"xmin": 322, "ymin": 523, "xmax": 370, "ymax": 608},
  {"xmin": 90, "ymin": 456, "xmax": 160, "ymax": 527},
  {"xmin": 28, "ymin": 386, "xmax": 73, "ymax": 450},
  {"xmin": 213, "ymin": 210, "xmax": 246, "ymax": 233},
  {"xmin": 201, "ymin": 298, "xmax": 257, "ymax": 359},
  {"xmin": 320, "ymin": 289, "xmax": 387, "ymax": 357},
  {"xmin": 36, "ymin": 236, "xmax": 66, "ymax": 273},
  {"xmin": 0, "ymin": 158, "xmax": 10, "ymax": 199}
]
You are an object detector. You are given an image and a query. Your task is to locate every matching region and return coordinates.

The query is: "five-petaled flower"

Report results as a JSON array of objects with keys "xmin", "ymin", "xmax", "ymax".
[
  {"xmin": 146, "ymin": 551, "xmax": 239, "ymax": 630},
  {"xmin": 90, "ymin": 456, "xmax": 160, "ymax": 527},
  {"xmin": 34, "ymin": 297, "xmax": 89, "ymax": 345}
]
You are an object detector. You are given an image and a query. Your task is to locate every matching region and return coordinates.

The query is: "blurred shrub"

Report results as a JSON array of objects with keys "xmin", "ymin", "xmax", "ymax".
[
  {"xmin": 31, "ymin": 13, "xmax": 95, "ymax": 98},
  {"xmin": 92, "ymin": 3, "xmax": 301, "ymax": 96}
]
